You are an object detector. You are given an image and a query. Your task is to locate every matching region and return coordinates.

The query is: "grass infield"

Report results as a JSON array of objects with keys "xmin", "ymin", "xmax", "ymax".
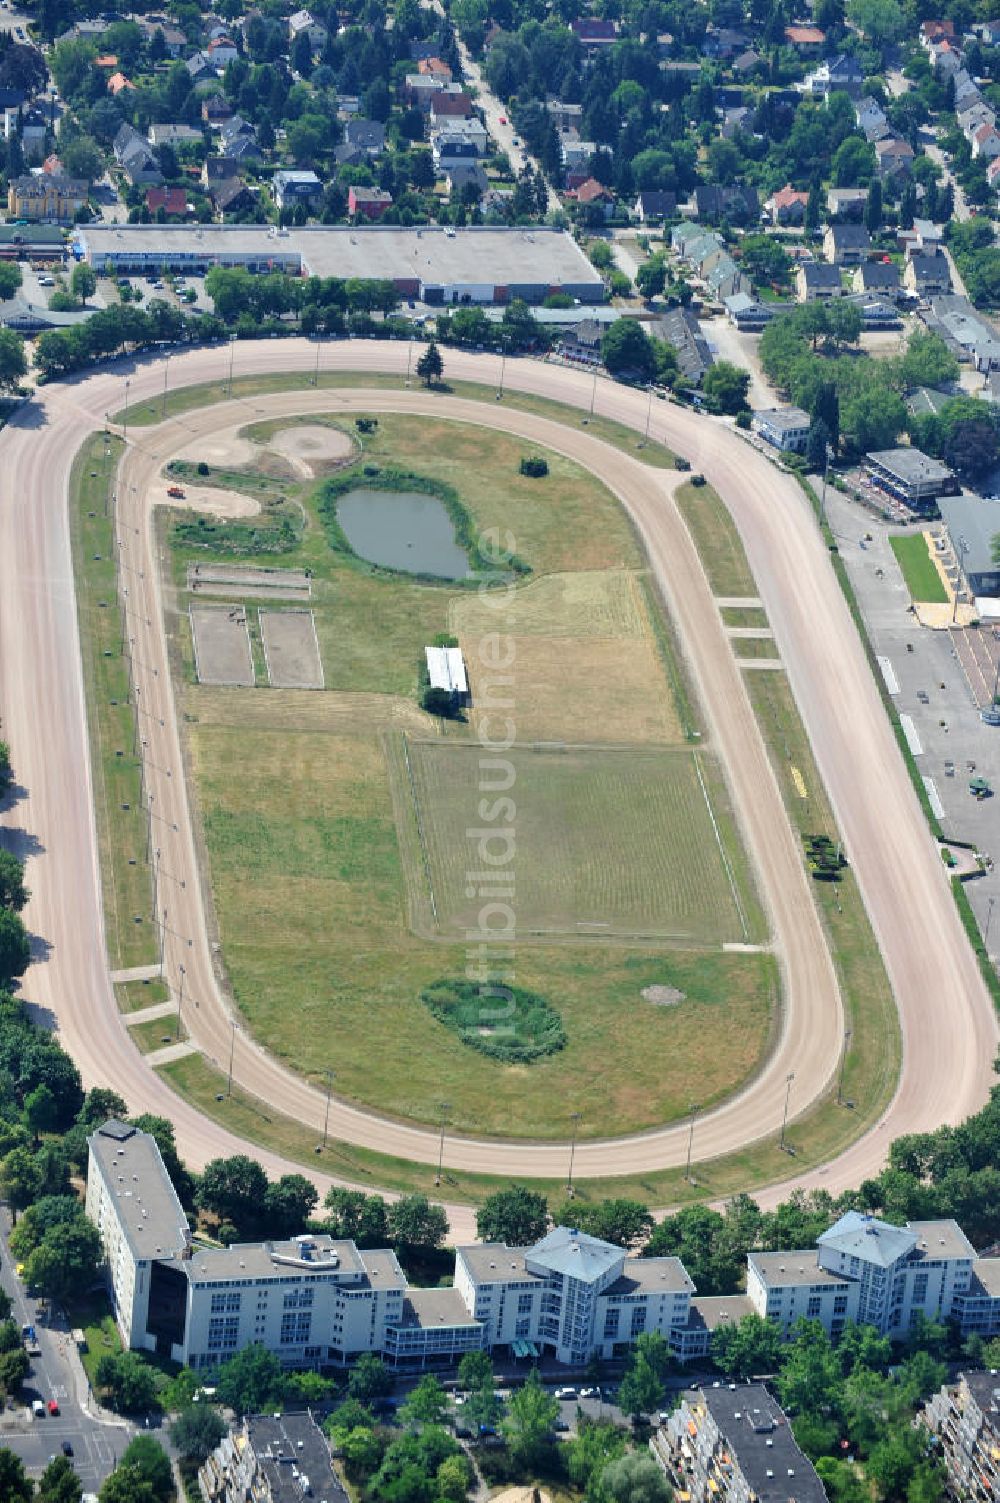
[{"xmin": 889, "ymin": 532, "xmax": 948, "ymax": 605}]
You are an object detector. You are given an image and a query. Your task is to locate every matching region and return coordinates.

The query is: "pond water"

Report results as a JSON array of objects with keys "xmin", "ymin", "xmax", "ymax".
[{"xmin": 336, "ymin": 489, "xmax": 472, "ymax": 579}]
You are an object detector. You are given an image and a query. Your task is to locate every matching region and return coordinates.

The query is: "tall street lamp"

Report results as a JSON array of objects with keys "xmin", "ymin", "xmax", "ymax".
[
  {"xmin": 566, "ymin": 1111, "xmax": 582, "ymax": 1195},
  {"xmin": 435, "ymin": 1101, "xmax": 451, "ymax": 1186},
  {"xmin": 779, "ymin": 1072, "xmax": 795, "ymax": 1152}
]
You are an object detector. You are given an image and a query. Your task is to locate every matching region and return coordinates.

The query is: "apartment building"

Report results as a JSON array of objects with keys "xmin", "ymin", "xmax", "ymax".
[
  {"xmin": 752, "ymin": 407, "xmax": 811, "ymax": 453},
  {"xmin": 747, "ymin": 1211, "xmax": 995, "ymax": 1340},
  {"xmin": 7, "ymin": 174, "xmax": 88, "ymax": 224},
  {"xmin": 652, "ymin": 1384, "xmax": 829, "ymax": 1503},
  {"xmin": 200, "ymin": 1411, "xmax": 348, "ymax": 1503},
  {"xmin": 454, "ymin": 1227, "xmax": 695, "ymax": 1365},
  {"xmin": 922, "ymin": 1370, "xmax": 1000, "ymax": 1502}
]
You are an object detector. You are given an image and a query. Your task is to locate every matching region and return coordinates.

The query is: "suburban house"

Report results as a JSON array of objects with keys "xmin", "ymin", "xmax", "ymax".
[
  {"xmin": 446, "ymin": 164, "xmax": 487, "ymax": 200},
  {"xmin": 185, "ymin": 51, "xmax": 217, "ymax": 83},
  {"xmin": 766, "ymin": 184, "xmax": 809, "ymax": 225},
  {"xmin": 432, "ymin": 124, "xmax": 489, "ymax": 171},
  {"xmin": 693, "ymin": 184, "xmax": 759, "ymax": 222},
  {"xmin": 429, "ymin": 91, "xmax": 474, "ymax": 126},
  {"xmin": 211, "ymin": 178, "xmax": 254, "ymax": 217},
  {"xmin": 288, "ymin": 9, "xmax": 328, "ymax": 51},
  {"xmin": 148, "ymin": 123, "xmax": 202, "ymax": 150},
  {"xmin": 207, "ymin": 36, "xmax": 238, "ymax": 66},
  {"xmin": 343, "ymin": 118, "xmax": 386, "ymax": 156},
  {"xmin": 7, "ymin": 174, "xmax": 88, "ymax": 224},
  {"xmin": 202, "ymin": 155, "xmax": 237, "ymax": 186},
  {"xmin": 796, "ymin": 262, "xmax": 842, "ymax": 300},
  {"xmin": 652, "ymin": 1386, "xmax": 829, "ymax": 1503},
  {"xmin": 823, "ymin": 223, "xmax": 871, "ymax": 264},
  {"xmin": 272, "ymin": 169, "xmax": 323, "ymax": 213},
  {"xmin": 904, "ymin": 254, "xmax": 952, "ymax": 300},
  {"xmin": 784, "ymin": 23, "xmax": 825, "ymax": 53},
  {"xmin": 634, "ymin": 190, "xmax": 677, "ymax": 223},
  {"xmin": 656, "ymin": 307, "xmax": 714, "ymax": 385},
  {"xmin": 802, "ymin": 53, "xmax": 864, "ymax": 97},
  {"xmin": 863, "ymin": 450, "xmax": 958, "ymax": 510},
  {"xmin": 348, "ymin": 185, "xmax": 393, "ymax": 220},
  {"xmin": 827, "ymin": 187, "xmax": 868, "ymax": 219},
  {"xmin": 571, "ymin": 17, "xmax": 617, "ymax": 46},
  {"xmin": 113, "ymin": 123, "xmax": 162, "ymax": 186},
  {"xmin": 202, "ymin": 93, "xmax": 233, "ymax": 126},
  {"xmin": 546, "ymin": 99, "xmax": 583, "ymax": 133},
  {"xmin": 145, "ymin": 186, "xmax": 188, "ymax": 217},
  {"xmin": 854, "ymin": 260, "xmax": 900, "ymax": 296},
  {"xmin": 875, "ymin": 136, "xmax": 915, "ymax": 178},
  {"xmin": 972, "ymin": 123, "xmax": 1000, "ymax": 160},
  {"xmin": 574, "ymin": 178, "xmax": 615, "ymax": 219},
  {"xmin": 752, "ymin": 407, "xmax": 811, "ymax": 453},
  {"xmin": 922, "ymin": 1371, "xmax": 1000, "ymax": 1501},
  {"xmin": 856, "ymin": 96, "xmax": 889, "ymax": 141}
]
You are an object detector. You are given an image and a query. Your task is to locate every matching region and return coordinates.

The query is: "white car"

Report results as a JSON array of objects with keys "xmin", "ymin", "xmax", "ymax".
[
  {"xmin": 554, "ymin": 1386, "xmax": 577, "ymax": 1400},
  {"xmin": 580, "ymin": 1386, "xmax": 600, "ymax": 1399}
]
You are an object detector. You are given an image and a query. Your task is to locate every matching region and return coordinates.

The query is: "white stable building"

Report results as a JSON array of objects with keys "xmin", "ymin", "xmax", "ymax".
[{"xmin": 425, "ymin": 645, "xmax": 468, "ymax": 699}]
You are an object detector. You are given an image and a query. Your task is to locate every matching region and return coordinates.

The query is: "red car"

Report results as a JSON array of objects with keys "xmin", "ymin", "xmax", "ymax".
[
  {"xmin": 47, "ymin": 1400, "xmax": 59, "ymax": 1415},
  {"xmin": 499, "ymin": 115, "xmax": 506, "ymax": 124}
]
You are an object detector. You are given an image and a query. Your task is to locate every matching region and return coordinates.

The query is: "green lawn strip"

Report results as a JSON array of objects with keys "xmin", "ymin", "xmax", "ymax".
[
  {"xmin": 721, "ymin": 606, "xmax": 769, "ymax": 629},
  {"xmin": 115, "ymin": 978, "xmax": 168, "ymax": 1013},
  {"xmin": 70, "ymin": 434, "xmax": 157, "ymax": 971},
  {"xmin": 889, "ymin": 533, "xmax": 948, "ymax": 604},
  {"xmin": 742, "ymin": 668, "xmax": 900, "ymax": 1122},
  {"xmin": 65, "ymin": 1293, "xmax": 122, "ymax": 1389},
  {"xmin": 127, "ymin": 1015, "xmax": 182, "ymax": 1053},
  {"xmin": 113, "ymin": 369, "xmax": 676, "ymax": 469},
  {"xmin": 675, "ymin": 480, "xmax": 757, "ymax": 597},
  {"xmin": 732, "ymin": 637, "xmax": 780, "ymax": 660}
]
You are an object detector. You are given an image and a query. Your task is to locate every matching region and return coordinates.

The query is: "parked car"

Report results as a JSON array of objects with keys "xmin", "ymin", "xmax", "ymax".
[
  {"xmin": 554, "ymin": 1386, "xmax": 577, "ymax": 1400},
  {"xmin": 61, "ymin": 1441, "xmax": 73, "ymax": 1457},
  {"xmin": 47, "ymin": 1400, "xmax": 59, "ymax": 1416}
]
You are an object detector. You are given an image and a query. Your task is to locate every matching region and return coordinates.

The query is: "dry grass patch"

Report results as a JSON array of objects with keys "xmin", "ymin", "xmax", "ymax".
[
  {"xmin": 675, "ymin": 480, "xmax": 756, "ymax": 598},
  {"xmin": 451, "ymin": 570, "xmax": 646, "ymax": 640}
]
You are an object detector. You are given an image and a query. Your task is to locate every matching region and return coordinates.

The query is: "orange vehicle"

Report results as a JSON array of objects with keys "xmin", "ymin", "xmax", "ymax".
[{"xmin": 166, "ymin": 484, "xmax": 185, "ymax": 498}]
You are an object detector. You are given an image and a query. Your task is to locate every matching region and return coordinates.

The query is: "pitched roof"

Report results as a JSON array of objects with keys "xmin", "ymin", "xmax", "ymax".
[
  {"xmin": 526, "ymin": 1227, "xmax": 623, "ymax": 1282},
  {"xmin": 818, "ymin": 1211, "xmax": 916, "ymax": 1268},
  {"xmin": 785, "ymin": 24, "xmax": 825, "ymax": 43}
]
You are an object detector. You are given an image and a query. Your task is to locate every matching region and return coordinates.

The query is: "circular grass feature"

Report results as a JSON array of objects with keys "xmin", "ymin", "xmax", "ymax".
[{"xmin": 422, "ymin": 978, "xmax": 566, "ymax": 1064}]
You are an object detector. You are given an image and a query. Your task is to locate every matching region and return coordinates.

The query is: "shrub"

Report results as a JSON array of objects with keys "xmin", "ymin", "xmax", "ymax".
[
  {"xmin": 422, "ymin": 686, "xmax": 462, "ymax": 719},
  {"xmin": 421, "ymin": 978, "xmax": 566, "ymax": 1063},
  {"xmin": 675, "ymin": 456, "xmax": 691, "ymax": 471},
  {"xmin": 355, "ymin": 417, "xmax": 378, "ymax": 434},
  {"xmin": 735, "ymin": 410, "xmax": 752, "ymax": 430},
  {"xmin": 196, "ymin": 461, "xmax": 209, "ymax": 476},
  {"xmin": 519, "ymin": 455, "xmax": 549, "ymax": 478}
]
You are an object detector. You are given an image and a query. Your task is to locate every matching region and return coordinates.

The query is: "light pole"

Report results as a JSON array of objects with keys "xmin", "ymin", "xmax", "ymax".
[
  {"xmin": 435, "ymin": 1100, "xmax": 450, "ymax": 1186},
  {"xmin": 587, "ymin": 367, "xmax": 597, "ymax": 421},
  {"xmin": 175, "ymin": 964, "xmax": 186, "ymax": 1041},
  {"xmin": 405, "ymin": 338, "xmax": 414, "ymax": 387},
  {"xmin": 498, "ymin": 343, "xmax": 507, "ymax": 400},
  {"xmin": 986, "ymin": 895, "xmax": 996, "ymax": 951},
  {"xmin": 566, "ymin": 1111, "xmax": 582, "ymax": 1195},
  {"xmin": 227, "ymin": 334, "xmax": 236, "ymax": 399},
  {"xmin": 322, "ymin": 1068, "xmax": 335, "ymax": 1148},
  {"xmin": 819, "ymin": 444, "xmax": 832, "ymax": 529},
  {"xmin": 161, "ymin": 355, "xmax": 169, "ymax": 420},
  {"xmin": 312, "ymin": 335, "xmax": 321, "ymax": 387},
  {"xmin": 684, "ymin": 1101, "xmax": 699, "ymax": 1183},
  {"xmin": 227, "ymin": 1019, "xmax": 237, "ymax": 1097},
  {"xmin": 779, "ymin": 1071, "xmax": 795, "ymax": 1152},
  {"xmin": 836, "ymin": 1028, "xmax": 852, "ymax": 1107},
  {"xmin": 638, "ymin": 383, "xmax": 653, "ymax": 448},
  {"xmin": 123, "ymin": 378, "xmax": 130, "ymax": 442}
]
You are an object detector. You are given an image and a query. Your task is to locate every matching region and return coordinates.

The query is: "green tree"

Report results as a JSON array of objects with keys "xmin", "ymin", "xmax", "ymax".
[
  {"xmin": 503, "ymin": 1369, "xmax": 559, "ymax": 1468},
  {"xmin": 348, "ymin": 1352, "xmax": 393, "ymax": 1404},
  {"xmin": 214, "ymin": 1344, "xmax": 285, "ymax": 1414},
  {"xmin": 0, "ymin": 1147, "xmax": 43, "ymax": 1222},
  {"xmin": 197, "ymin": 1155, "xmax": 269, "ymax": 1232},
  {"xmin": 70, "ymin": 262, "xmax": 97, "ymax": 306},
  {"xmin": 551, "ymin": 1198, "xmax": 653, "ymax": 1249},
  {"xmin": 37, "ymin": 1453, "xmax": 83, "ymax": 1503},
  {"xmin": 61, "ymin": 136, "xmax": 104, "ymax": 182},
  {"xmin": 711, "ymin": 1312, "xmax": 784, "ymax": 1379},
  {"xmin": 740, "ymin": 235, "xmax": 792, "ymax": 286},
  {"xmin": 865, "ymin": 178, "xmax": 883, "ymax": 234},
  {"xmin": 98, "ymin": 1464, "xmax": 156, "ymax": 1503},
  {"xmin": 0, "ymin": 851, "xmax": 28, "ymax": 912},
  {"xmin": 262, "ymin": 1173, "xmax": 317, "ymax": 1237},
  {"xmin": 476, "ymin": 1187, "xmax": 549, "ymax": 1245},
  {"xmin": 825, "ymin": 300, "xmax": 863, "ymax": 349},
  {"xmin": 866, "ymin": 1426, "xmax": 924, "ymax": 1500},
  {"xmin": 0, "ymin": 1345, "xmax": 29, "ymax": 1397},
  {"xmin": 597, "ymin": 1452, "xmax": 672, "ymax": 1503},
  {"xmin": 323, "ymin": 1188, "xmax": 390, "ymax": 1246},
  {"xmin": 601, "ymin": 319, "xmax": 655, "ymax": 381},
  {"xmin": 846, "ymin": 0, "xmax": 904, "ymax": 47},
  {"xmin": 567, "ymin": 1419, "xmax": 627, "ymax": 1493},
  {"xmin": 94, "ymin": 1352, "xmax": 158, "ymax": 1414},
  {"xmin": 0, "ymin": 262, "xmax": 21, "ymax": 300},
  {"xmin": 636, "ymin": 257, "xmax": 667, "ymax": 301},
  {"xmin": 457, "ymin": 1350, "xmax": 494, "ymax": 1393},
  {"xmin": 118, "ymin": 1437, "xmax": 172, "ymax": 1503},
  {"xmin": 170, "ymin": 1403, "xmax": 226, "ymax": 1465},
  {"xmin": 0, "ymin": 1449, "xmax": 33, "ymax": 1503},
  {"xmin": 702, "ymin": 361, "xmax": 751, "ymax": 415},
  {"xmin": 776, "ymin": 1320, "xmax": 843, "ymax": 1419},
  {"xmin": 399, "ymin": 1374, "xmax": 449, "ymax": 1429},
  {"xmin": 416, "ymin": 342, "xmax": 443, "ymax": 385},
  {"xmin": 435, "ymin": 1453, "xmax": 471, "ymax": 1502},
  {"xmin": 24, "ymin": 1083, "xmax": 59, "ymax": 1139},
  {"xmin": 23, "ymin": 1216, "xmax": 102, "ymax": 1302},
  {"xmin": 0, "ymin": 909, "xmax": 30, "ymax": 985},
  {"xmin": 388, "ymin": 1194, "xmax": 448, "ymax": 1253},
  {"xmin": 815, "ymin": 1457, "xmax": 871, "ymax": 1503}
]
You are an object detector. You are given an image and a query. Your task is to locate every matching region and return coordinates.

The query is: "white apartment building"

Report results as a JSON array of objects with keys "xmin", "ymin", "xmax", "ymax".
[
  {"xmin": 455, "ymin": 1227, "xmax": 695, "ymax": 1365},
  {"xmin": 747, "ymin": 1211, "xmax": 989, "ymax": 1340},
  {"xmin": 751, "ymin": 406, "xmax": 812, "ymax": 453}
]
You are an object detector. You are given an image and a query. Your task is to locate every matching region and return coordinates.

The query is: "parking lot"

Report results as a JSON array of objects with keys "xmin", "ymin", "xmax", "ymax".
[{"xmin": 826, "ymin": 487, "xmax": 1000, "ymax": 955}]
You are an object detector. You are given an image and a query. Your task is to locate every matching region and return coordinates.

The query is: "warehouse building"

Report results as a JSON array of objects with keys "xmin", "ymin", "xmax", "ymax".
[{"xmin": 72, "ymin": 224, "xmax": 605, "ymax": 305}]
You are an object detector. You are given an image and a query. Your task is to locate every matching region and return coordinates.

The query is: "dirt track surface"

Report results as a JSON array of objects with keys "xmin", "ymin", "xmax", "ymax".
[{"xmin": 0, "ymin": 341, "xmax": 995, "ymax": 1241}]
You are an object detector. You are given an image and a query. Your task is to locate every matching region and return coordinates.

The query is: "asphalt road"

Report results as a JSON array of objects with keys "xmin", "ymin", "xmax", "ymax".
[
  {"xmin": 0, "ymin": 341, "xmax": 996, "ymax": 1240},
  {"xmin": 0, "ymin": 1213, "xmax": 131, "ymax": 1490}
]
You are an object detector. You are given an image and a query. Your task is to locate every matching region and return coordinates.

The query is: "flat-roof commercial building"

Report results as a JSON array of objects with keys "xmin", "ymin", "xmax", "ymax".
[
  {"xmin": 652, "ymin": 1385, "xmax": 830, "ymax": 1503},
  {"xmin": 752, "ymin": 406, "xmax": 811, "ymax": 453},
  {"xmin": 938, "ymin": 495, "xmax": 1000, "ymax": 608},
  {"xmin": 200, "ymin": 1411, "xmax": 349, "ymax": 1503},
  {"xmin": 73, "ymin": 225, "xmax": 605, "ymax": 306},
  {"xmin": 864, "ymin": 447, "xmax": 959, "ymax": 509}
]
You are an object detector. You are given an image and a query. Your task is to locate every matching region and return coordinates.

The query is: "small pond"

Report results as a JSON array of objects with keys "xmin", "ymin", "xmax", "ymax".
[{"xmin": 336, "ymin": 489, "xmax": 472, "ymax": 579}]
